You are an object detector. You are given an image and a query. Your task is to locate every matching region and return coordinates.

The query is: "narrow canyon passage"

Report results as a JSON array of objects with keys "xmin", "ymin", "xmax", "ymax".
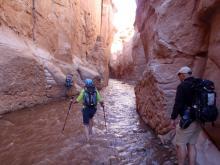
[
  {"xmin": 0, "ymin": 79, "xmax": 176, "ymax": 165},
  {"xmin": 1, "ymin": 0, "xmax": 220, "ymax": 164}
]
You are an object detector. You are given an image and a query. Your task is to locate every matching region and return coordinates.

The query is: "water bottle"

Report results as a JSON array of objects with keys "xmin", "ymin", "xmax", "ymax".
[
  {"xmin": 183, "ymin": 108, "xmax": 190, "ymax": 120},
  {"xmin": 207, "ymin": 93, "xmax": 215, "ymax": 106}
]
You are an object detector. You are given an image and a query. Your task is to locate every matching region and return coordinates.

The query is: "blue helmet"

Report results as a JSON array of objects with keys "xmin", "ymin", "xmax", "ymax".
[{"xmin": 84, "ymin": 79, "xmax": 93, "ymax": 87}]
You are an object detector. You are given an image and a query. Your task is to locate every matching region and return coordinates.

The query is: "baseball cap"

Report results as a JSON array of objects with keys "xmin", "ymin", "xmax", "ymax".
[{"xmin": 177, "ymin": 66, "xmax": 192, "ymax": 75}]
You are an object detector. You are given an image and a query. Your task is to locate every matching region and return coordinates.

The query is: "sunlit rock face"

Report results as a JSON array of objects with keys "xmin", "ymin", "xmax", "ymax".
[
  {"xmin": 135, "ymin": 0, "xmax": 220, "ymax": 163},
  {"xmin": 0, "ymin": 0, "xmax": 114, "ymax": 114},
  {"xmin": 110, "ymin": 35, "xmax": 134, "ymax": 78},
  {"xmin": 110, "ymin": 32, "xmax": 147, "ymax": 80},
  {"xmin": 109, "ymin": 0, "xmax": 147, "ymax": 80}
]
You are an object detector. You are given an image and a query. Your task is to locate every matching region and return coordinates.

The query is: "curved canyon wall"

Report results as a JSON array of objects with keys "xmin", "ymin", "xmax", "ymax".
[
  {"xmin": 0, "ymin": 0, "xmax": 114, "ymax": 114},
  {"xmin": 135, "ymin": 0, "xmax": 220, "ymax": 134},
  {"xmin": 110, "ymin": 32, "xmax": 147, "ymax": 80},
  {"xmin": 134, "ymin": 0, "xmax": 220, "ymax": 164}
]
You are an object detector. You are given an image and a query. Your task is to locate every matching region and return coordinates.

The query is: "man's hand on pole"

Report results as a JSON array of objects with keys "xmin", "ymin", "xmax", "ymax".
[
  {"xmin": 100, "ymin": 101, "xmax": 104, "ymax": 108},
  {"xmin": 70, "ymin": 96, "xmax": 76, "ymax": 104}
]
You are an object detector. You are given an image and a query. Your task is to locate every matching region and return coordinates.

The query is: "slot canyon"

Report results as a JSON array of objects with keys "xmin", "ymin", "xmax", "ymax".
[{"xmin": 0, "ymin": 0, "xmax": 220, "ymax": 164}]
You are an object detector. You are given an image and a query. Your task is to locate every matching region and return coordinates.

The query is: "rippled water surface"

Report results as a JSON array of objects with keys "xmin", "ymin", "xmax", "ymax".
[{"xmin": 0, "ymin": 79, "xmax": 176, "ymax": 165}]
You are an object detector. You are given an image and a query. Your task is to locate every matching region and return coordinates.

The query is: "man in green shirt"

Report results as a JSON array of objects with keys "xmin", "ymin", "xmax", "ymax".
[{"xmin": 73, "ymin": 78, "xmax": 104, "ymax": 141}]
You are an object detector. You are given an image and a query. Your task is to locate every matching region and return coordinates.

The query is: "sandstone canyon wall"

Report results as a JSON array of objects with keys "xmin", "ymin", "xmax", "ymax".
[
  {"xmin": 134, "ymin": 0, "xmax": 220, "ymax": 164},
  {"xmin": 109, "ymin": 0, "xmax": 147, "ymax": 81},
  {"xmin": 110, "ymin": 32, "xmax": 147, "ymax": 80},
  {"xmin": 0, "ymin": 0, "xmax": 114, "ymax": 114}
]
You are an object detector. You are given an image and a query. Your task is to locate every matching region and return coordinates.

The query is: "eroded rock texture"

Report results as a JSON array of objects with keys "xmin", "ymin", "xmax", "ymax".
[
  {"xmin": 135, "ymin": 0, "xmax": 220, "ymax": 134},
  {"xmin": 0, "ymin": 0, "xmax": 114, "ymax": 114},
  {"xmin": 134, "ymin": 0, "xmax": 220, "ymax": 163},
  {"xmin": 110, "ymin": 32, "xmax": 147, "ymax": 80}
]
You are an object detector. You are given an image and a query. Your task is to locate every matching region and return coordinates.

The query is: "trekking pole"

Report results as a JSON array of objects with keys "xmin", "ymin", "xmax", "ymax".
[
  {"xmin": 62, "ymin": 99, "xmax": 74, "ymax": 133},
  {"xmin": 102, "ymin": 106, "xmax": 107, "ymax": 132}
]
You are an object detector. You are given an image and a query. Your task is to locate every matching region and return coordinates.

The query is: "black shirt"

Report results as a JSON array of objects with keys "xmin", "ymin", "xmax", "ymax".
[{"xmin": 171, "ymin": 77, "xmax": 195, "ymax": 120}]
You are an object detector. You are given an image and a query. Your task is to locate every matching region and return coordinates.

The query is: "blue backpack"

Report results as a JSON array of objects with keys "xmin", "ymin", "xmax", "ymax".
[{"xmin": 65, "ymin": 74, "xmax": 73, "ymax": 88}]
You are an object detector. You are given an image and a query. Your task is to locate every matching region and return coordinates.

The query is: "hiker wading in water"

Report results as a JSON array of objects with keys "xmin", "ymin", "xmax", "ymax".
[{"xmin": 72, "ymin": 79, "xmax": 104, "ymax": 141}]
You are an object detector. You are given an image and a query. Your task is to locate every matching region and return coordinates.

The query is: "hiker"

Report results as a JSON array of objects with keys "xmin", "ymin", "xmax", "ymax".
[
  {"xmin": 72, "ymin": 78, "xmax": 104, "ymax": 141},
  {"xmin": 65, "ymin": 73, "xmax": 74, "ymax": 97},
  {"xmin": 170, "ymin": 66, "xmax": 201, "ymax": 165}
]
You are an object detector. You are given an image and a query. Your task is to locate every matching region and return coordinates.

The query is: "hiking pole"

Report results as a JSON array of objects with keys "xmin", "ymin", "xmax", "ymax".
[
  {"xmin": 102, "ymin": 106, "xmax": 107, "ymax": 132},
  {"xmin": 62, "ymin": 98, "xmax": 74, "ymax": 133}
]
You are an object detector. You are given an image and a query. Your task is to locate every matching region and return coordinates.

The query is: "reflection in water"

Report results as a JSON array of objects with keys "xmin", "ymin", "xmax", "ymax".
[{"xmin": 0, "ymin": 79, "xmax": 176, "ymax": 164}]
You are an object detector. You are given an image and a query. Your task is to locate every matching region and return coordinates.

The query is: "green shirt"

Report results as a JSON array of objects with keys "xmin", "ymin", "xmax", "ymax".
[{"xmin": 76, "ymin": 89, "xmax": 101, "ymax": 103}]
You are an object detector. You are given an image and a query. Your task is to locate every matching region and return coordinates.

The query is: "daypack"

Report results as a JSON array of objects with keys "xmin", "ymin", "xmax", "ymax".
[
  {"xmin": 83, "ymin": 86, "xmax": 97, "ymax": 107},
  {"xmin": 192, "ymin": 78, "xmax": 218, "ymax": 123},
  {"xmin": 65, "ymin": 74, "xmax": 73, "ymax": 88}
]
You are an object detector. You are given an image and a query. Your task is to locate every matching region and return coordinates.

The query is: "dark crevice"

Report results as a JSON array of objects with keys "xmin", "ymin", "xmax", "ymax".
[
  {"xmin": 198, "ymin": 2, "xmax": 220, "ymax": 24},
  {"xmin": 100, "ymin": 0, "xmax": 103, "ymax": 35},
  {"xmin": 32, "ymin": 0, "xmax": 36, "ymax": 41},
  {"xmin": 195, "ymin": 51, "xmax": 208, "ymax": 57}
]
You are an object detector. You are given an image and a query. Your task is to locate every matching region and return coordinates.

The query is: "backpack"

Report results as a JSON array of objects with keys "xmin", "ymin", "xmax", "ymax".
[
  {"xmin": 65, "ymin": 74, "xmax": 73, "ymax": 88},
  {"xmin": 83, "ymin": 86, "xmax": 97, "ymax": 107},
  {"xmin": 192, "ymin": 78, "xmax": 218, "ymax": 123}
]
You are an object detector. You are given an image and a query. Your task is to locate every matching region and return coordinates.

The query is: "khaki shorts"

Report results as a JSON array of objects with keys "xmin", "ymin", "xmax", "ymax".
[{"xmin": 175, "ymin": 121, "xmax": 201, "ymax": 145}]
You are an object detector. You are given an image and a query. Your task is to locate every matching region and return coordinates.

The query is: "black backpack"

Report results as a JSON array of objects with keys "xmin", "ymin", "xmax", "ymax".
[
  {"xmin": 83, "ymin": 86, "xmax": 97, "ymax": 107},
  {"xmin": 192, "ymin": 78, "xmax": 218, "ymax": 123},
  {"xmin": 65, "ymin": 74, "xmax": 73, "ymax": 88}
]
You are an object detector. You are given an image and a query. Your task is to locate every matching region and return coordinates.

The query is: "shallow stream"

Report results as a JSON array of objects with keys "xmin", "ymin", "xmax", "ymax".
[{"xmin": 0, "ymin": 79, "xmax": 176, "ymax": 165}]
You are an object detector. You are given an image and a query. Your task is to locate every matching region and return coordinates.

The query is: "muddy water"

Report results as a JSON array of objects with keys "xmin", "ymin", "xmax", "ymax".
[{"xmin": 0, "ymin": 79, "xmax": 176, "ymax": 165}]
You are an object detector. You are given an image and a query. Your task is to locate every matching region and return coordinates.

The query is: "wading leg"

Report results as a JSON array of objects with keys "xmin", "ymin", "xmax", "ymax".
[
  {"xmin": 84, "ymin": 125, "xmax": 90, "ymax": 141},
  {"xmin": 176, "ymin": 144, "xmax": 187, "ymax": 165},
  {"xmin": 187, "ymin": 144, "xmax": 196, "ymax": 165}
]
